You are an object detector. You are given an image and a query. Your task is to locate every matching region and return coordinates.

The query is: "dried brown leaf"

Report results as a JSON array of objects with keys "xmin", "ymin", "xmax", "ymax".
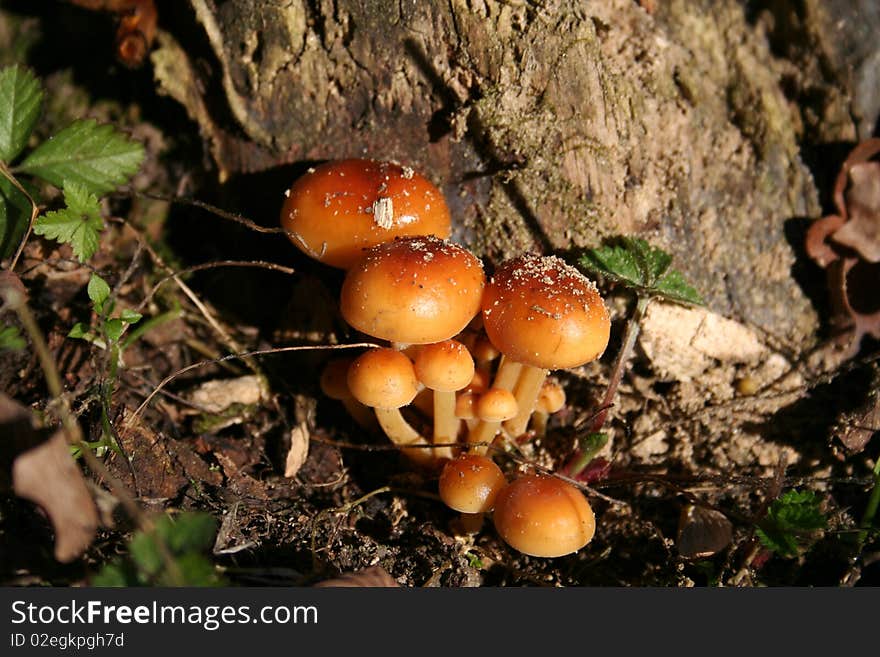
[
  {"xmin": 314, "ymin": 565, "xmax": 399, "ymax": 587},
  {"xmin": 676, "ymin": 504, "xmax": 733, "ymax": 559},
  {"xmin": 832, "ymin": 161, "xmax": 880, "ymax": 262},
  {"xmin": 284, "ymin": 423, "xmax": 310, "ymax": 478},
  {"xmin": 0, "ymin": 394, "xmax": 98, "ymax": 562}
]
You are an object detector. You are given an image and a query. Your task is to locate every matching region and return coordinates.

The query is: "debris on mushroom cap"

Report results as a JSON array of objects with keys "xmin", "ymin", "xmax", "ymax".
[
  {"xmin": 346, "ymin": 348, "xmax": 419, "ymax": 409},
  {"xmin": 481, "ymin": 254, "xmax": 610, "ymax": 369},
  {"xmin": 340, "ymin": 236, "xmax": 486, "ymax": 344},
  {"xmin": 492, "ymin": 474, "xmax": 596, "ymax": 558},
  {"xmin": 280, "ymin": 159, "xmax": 451, "ymax": 269},
  {"xmin": 439, "ymin": 453, "xmax": 508, "ymax": 514}
]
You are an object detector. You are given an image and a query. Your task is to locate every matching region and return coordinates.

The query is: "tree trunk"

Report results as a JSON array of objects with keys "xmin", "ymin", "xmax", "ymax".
[{"xmin": 151, "ymin": 0, "xmax": 874, "ymax": 350}]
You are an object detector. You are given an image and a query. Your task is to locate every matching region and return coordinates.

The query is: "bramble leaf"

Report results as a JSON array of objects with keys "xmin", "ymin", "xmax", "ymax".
[
  {"xmin": 0, "ymin": 324, "xmax": 25, "ymax": 351},
  {"xmin": 0, "ymin": 65, "xmax": 43, "ymax": 162},
  {"xmin": 0, "ymin": 175, "xmax": 32, "ymax": 259},
  {"xmin": 18, "ymin": 119, "xmax": 144, "ymax": 195},
  {"xmin": 33, "ymin": 183, "xmax": 103, "ymax": 261},
  {"xmin": 756, "ymin": 489, "xmax": 827, "ymax": 558},
  {"xmin": 577, "ymin": 237, "xmax": 704, "ymax": 306}
]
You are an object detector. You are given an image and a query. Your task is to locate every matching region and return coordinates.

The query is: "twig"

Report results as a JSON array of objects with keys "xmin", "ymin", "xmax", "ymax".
[{"xmin": 0, "ymin": 161, "xmax": 40, "ymax": 272}]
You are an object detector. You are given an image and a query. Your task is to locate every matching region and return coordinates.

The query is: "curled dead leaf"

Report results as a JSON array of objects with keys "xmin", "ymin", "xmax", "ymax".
[
  {"xmin": 0, "ymin": 394, "xmax": 98, "ymax": 562},
  {"xmin": 284, "ymin": 423, "xmax": 310, "ymax": 478},
  {"xmin": 676, "ymin": 504, "xmax": 733, "ymax": 559},
  {"xmin": 805, "ymin": 138, "xmax": 880, "ymax": 351}
]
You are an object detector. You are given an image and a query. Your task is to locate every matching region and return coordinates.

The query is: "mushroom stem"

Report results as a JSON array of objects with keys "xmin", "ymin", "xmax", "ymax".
[
  {"xmin": 432, "ymin": 390, "xmax": 458, "ymax": 459},
  {"xmin": 467, "ymin": 355, "xmax": 522, "ymax": 453},
  {"xmin": 374, "ymin": 407, "xmax": 436, "ymax": 467},
  {"xmin": 341, "ymin": 397, "xmax": 379, "ymax": 431},
  {"xmin": 503, "ymin": 365, "xmax": 548, "ymax": 437}
]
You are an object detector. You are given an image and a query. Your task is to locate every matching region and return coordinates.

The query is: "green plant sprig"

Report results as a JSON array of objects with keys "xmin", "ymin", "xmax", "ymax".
[
  {"xmin": 0, "ymin": 64, "xmax": 144, "ymax": 268},
  {"xmin": 563, "ymin": 237, "xmax": 704, "ymax": 478}
]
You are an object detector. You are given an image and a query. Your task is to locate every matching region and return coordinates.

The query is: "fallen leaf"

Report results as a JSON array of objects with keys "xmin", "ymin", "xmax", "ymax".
[
  {"xmin": 188, "ymin": 374, "xmax": 264, "ymax": 414},
  {"xmin": 314, "ymin": 565, "xmax": 399, "ymax": 587},
  {"xmin": 832, "ymin": 161, "xmax": 880, "ymax": 262},
  {"xmin": 676, "ymin": 504, "xmax": 733, "ymax": 559},
  {"xmin": 284, "ymin": 423, "xmax": 310, "ymax": 478},
  {"xmin": 0, "ymin": 393, "xmax": 98, "ymax": 562}
]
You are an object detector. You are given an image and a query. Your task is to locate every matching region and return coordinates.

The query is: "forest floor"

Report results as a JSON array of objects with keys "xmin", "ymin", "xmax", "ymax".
[{"xmin": 1, "ymin": 2, "xmax": 879, "ymax": 588}]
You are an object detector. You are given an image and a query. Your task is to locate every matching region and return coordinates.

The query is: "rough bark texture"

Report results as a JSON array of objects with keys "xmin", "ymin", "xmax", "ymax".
[{"xmin": 151, "ymin": 0, "xmax": 873, "ymax": 350}]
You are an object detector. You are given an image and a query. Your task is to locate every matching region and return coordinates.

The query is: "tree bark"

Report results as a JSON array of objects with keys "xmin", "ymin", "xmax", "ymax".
[{"xmin": 151, "ymin": 0, "xmax": 872, "ymax": 350}]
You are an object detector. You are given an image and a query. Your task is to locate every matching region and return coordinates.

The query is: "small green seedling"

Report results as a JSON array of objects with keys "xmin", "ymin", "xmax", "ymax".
[
  {"xmin": 69, "ymin": 273, "xmax": 142, "ymax": 349},
  {"xmin": 756, "ymin": 489, "xmax": 828, "ymax": 558},
  {"xmin": 0, "ymin": 64, "xmax": 144, "ymax": 264},
  {"xmin": 92, "ymin": 512, "xmax": 224, "ymax": 587},
  {"xmin": 563, "ymin": 237, "xmax": 703, "ymax": 477},
  {"xmin": 0, "ymin": 323, "xmax": 25, "ymax": 351}
]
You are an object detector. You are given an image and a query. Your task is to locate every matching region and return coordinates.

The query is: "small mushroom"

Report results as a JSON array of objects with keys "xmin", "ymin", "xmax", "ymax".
[
  {"xmin": 346, "ymin": 347, "xmax": 433, "ymax": 466},
  {"xmin": 319, "ymin": 357, "xmax": 377, "ymax": 430},
  {"xmin": 492, "ymin": 474, "xmax": 596, "ymax": 558},
  {"xmin": 438, "ymin": 453, "xmax": 507, "ymax": 514},
  {"xmin": 281, "ymin": 159, "xmax": 451, "ymax": 269},
  {"xmin": 414, "ymin": 339, "xmax": 475, "ymax": 458},
  {"xmin": 469, "ymin": 388, "xmax": 518, "ymax": 452},
  {"xmin": 470, "ymin": 254, "xmax": 609, "ymax": 446}
]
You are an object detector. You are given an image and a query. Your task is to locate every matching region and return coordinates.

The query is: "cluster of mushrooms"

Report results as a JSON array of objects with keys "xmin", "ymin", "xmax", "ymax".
[{"xmin": 281, "ymin": 159, "xmax": 611, "ymax": 558}]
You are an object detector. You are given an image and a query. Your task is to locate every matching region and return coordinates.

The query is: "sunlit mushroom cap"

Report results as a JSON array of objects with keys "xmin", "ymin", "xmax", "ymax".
[
  {"xmin": 414, "ymin": 340, "xmax": 475, "ymax": 391},
  {"xmin": 340, "ymin": 236, "xmax": 485, "ymax": 344},
  {"xmin": 280, "ymin": 159, "xmax": 451, "ymax": 269},
  {"xmin": 481, "ymin": 254, "xmax": 610, "ymax": 369},
  {"xmin": 439, "ymin": 454, "xmax": 507, "ymax": 514},
  {"xmin": 492, "ymin": 474, "xmax": 596, "ymax": 558},
  {"xmin": 346, "ymin": 348, "xmax": 419, "ymax": 409}
]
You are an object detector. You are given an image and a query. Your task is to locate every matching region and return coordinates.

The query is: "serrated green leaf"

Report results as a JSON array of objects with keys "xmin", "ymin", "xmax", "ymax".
[
  {"xmin": 0, "ymin": 175, "xmax": 32, "ymax": 259},
  {"xmin": 654, "ymin": 269, "xmax": 705, "ymax": 306},
  {"xmin": 756, "ymin": 489, "xmax": 827, "ymax": 558},
  {"xmin": 33, "ymin": 183, "xmax": 103, "ymax": 260},
  {"xmin": 119, "ymin": 308, "xmax": 142, "ymax": 324},
  {"xmin": 577, "ymin": 237, "xmax": 704, "ymax": 306},
  {"xmin": 0, "ymin": 65, "xmax": 43, "ymax": 162},
  {"xmin": 0, "ymin": 324, "xmax": 25, "ymax": 351},
  {"xmin": 87, "ymin": 273, "xmax": 110, "ymax": 308},
  {"xmin": 18, "ymin": 119, "xmax": 144, "ymax": 194}
]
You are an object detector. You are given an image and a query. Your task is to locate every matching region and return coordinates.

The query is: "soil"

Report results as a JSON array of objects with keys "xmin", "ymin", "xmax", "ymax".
[{"xmin": 0, "ymin": 1, "xmax": 878, "ymax": 587}]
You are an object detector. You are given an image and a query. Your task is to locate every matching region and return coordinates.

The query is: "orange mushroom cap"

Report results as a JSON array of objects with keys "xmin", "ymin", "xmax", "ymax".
[
  {"xmin": 481, "ymin": 254, "xmax": 610, "ymax": 369},
  {"xmin": 346, "ymin": 348, "xmax": 419, "ymax": 409},
  {"xmin": 439, "ymin": 454, "xmax": 507, "ymax": 514},
  {"xmin": 281, "ymin": 159, "xmax": 451, "ymax": 269},
  {"xmin": 492, "ymin": 474, "xmax": 596, "ymax": 558},
  {"xmin": 414, "ymin": 340, "xmax": 475, "ymax": 392},
  {"xmin": 340, "ymin": 236, "xmax": 485, "ymax": 344}
]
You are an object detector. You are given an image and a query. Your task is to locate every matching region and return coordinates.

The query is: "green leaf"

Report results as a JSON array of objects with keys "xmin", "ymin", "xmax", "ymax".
[
  {"xmin": 159, "ymin": 513, "xmax": 218, "ymax": 554},
  {"xmin": 104, "ymin": 318, "xmax": 125, "ymax": 342},
  {"xmin": 33, "ymin": 182, "xmax": 103, "ymax": 260},
  {"xmin": 756, "ymin": 489, "xmax": 827, "ymax": 558},
  {"xmin": 0, "ymin": 65, "xmax": 43, "ymax": 162},
  {"xmin": 119, "ymin": 308, "xmax": 142, "ymax": 324},
  {"xmin": 67, "ymin": 322, "xmax": 91, "ymax": 340},
  {"xmin": 577, "ymin": 237, "xmax": 704, "ymax": 306},
  {"xmin": 18, "ymin": 118, "xmax": 144, "ymax": 195},
  {"xmin": 87, "ymin": 273, "xmax": 111, "ymax": 308},
  {"xmin": 653, "ymin": 269, "xmax": 705, "ymax": 306},
  {"xmin": 129, "ymin": 533, "xmax": 163, "ymax": 578},
  {"xmin": 0, "ymin": 324, "xmax": 25, "ymax": 351},
  {"xmin": 0, "ymin": 175, "xmax": 32, "ymax": 259}
]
